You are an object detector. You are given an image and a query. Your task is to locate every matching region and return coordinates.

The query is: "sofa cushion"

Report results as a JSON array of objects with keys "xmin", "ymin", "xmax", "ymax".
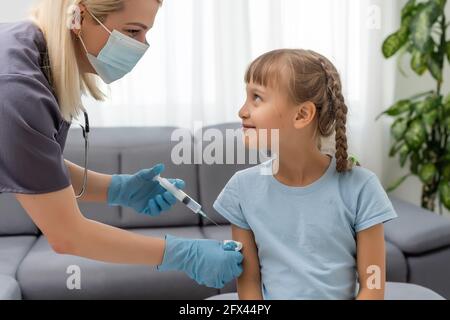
[
  {"xmin": 198, "ymin": 123, "xmax": 256, "ymax": 225},
  {"xmin": 385, "ymin": 282, "xmax": 445, "ymax": 300},
  {"xmin": 17, "ymin": 227, "xmax": 218, "ymax": 300},
  {"xmin": 0, "ymin": 275, "xmax": 21, "ymax": 300},
  {"xmin": 408, "ymin": 247, "xmax": 450, "ymax": 300},
  {"xmin": 0, "ymin": 236, "xmax": 36, "ymax": 277},
  {"xmin": 385, "ymin": 197, "xmax": 450, "ymax": 255},
  {"xmin": 386, "ymin": 241, "xmax": 407, "ymax": 282},
  {"xmin": 0, "ymin": 193, "xmax": 39, "ymax": 236}
]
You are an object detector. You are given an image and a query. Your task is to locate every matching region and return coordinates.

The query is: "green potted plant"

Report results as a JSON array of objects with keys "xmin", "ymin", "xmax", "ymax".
[{"xmin": 379, "ymin": 0, "xmax": 450, "ymax": 214}]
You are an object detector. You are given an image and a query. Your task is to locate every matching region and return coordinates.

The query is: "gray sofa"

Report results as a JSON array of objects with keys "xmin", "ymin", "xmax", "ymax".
[{"xmin": 1, "ymin": 123, "xmax": 449, "ymax": 300}]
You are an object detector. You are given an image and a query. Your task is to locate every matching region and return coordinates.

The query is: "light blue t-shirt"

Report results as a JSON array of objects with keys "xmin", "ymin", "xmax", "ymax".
[{"xmin": 213, "ymin": 157, "xmax": 397, "ymax": 300}]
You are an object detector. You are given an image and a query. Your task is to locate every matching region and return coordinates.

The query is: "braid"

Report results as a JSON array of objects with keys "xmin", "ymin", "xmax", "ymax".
[{"xmin": 318, "ymin": 58, "xmax": 351, "ymax": 173}]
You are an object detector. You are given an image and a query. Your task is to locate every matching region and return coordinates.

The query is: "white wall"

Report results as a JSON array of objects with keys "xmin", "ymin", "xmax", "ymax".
[
  {"xmin": 385, "ymin": 0, "xmax": 450, "ymax": 214},
  {"xmin": 0, "ymin": 0, "xmax": 37, "ymax": 22}
]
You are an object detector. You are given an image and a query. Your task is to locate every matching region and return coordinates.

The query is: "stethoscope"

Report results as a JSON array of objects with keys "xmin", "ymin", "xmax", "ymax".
[{"xmin": 75, "ymin": 111, "xmax": 90, "ymax": 199}]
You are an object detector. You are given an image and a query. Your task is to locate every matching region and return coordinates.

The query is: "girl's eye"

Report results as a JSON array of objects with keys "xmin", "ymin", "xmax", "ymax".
[{"xmin": 254, "ymin": 94, "xmax": 262, "ymax": 102}]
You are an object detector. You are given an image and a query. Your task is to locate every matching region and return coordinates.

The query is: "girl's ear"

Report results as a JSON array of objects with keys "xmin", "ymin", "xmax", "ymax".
[{"xmin": 293, "ymin": 101, "xmax": 316, "ymax": 129}]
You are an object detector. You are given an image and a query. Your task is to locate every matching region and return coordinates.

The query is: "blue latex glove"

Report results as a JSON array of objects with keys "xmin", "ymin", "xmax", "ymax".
[
  {"xmin": 107, "ymin": 164, "xmax": 185, "ymax": 216},
  {"xmin": 157, "ymin": 235, "xmax": 243, "ymax": 289}
]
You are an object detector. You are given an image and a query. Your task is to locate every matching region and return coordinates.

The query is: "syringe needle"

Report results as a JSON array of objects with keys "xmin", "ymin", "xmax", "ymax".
[
  {"xmin": 154, "ymin": 175, "xmax": 220, "ymax": 226},
  {"xmin": 199, "ymin": 210, "xmax": 220, "ymax": 226}
]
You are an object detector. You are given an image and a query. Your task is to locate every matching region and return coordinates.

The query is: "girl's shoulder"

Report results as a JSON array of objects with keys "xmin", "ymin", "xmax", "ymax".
[
  {"xmin": 335, "ymin": 165, "xmax": 388, "ymax": 212},
  {"xmin": 336, "ymin": 164, "xmax": 378, "ymax": 187}
]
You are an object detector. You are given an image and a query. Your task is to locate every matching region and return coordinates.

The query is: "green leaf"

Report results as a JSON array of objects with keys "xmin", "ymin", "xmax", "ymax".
[
  {"xmin": 446, "ymin": 41, "xmax": 450, "ymax": 63},
  {"xmin": 419, "ymin": 163, "xmax": 437, "ymax": 183},
  {"xmin": 410, "ymin": 153, "xmax": 420, "ymax": 174},
  {"xmin": 423, "ymin": 109, "xmax": 438, "ymax": 127},
  {"xmin": 445, "ymin": 93, "xmax": 450, "ymax": 105},
  {"xmin": 409, "ymin": 90, "xmax": 434, "ymax": 101},
  {"xmin": 439, "ymin": 182, "xmax": 450, "ymax": 210},
  {"xmin": 410, "ymin": 2, "xmax": 442, "ymax": 51},
  {"xmin": 402, "ymin": 0, "xmax": 416, "ymax": 20},
  {"xmin": 433, "ymin": 0, "xmax": 447, "ymax": 10},
  {"xmin": 426, "ymin": 54, "xmax": 443, "ymax": 81},
  {"xmin": 397, "ymin": 46, "xmax": 410, "ymax": 77},
  {"xmin": 383, "ymin": 32, "xmax": 407, "ymax": 58},
  {"xmin": 389, "ymin": 141, "xmax": 404, "ymax": 157},
  {"xmin": 383, "ymin": 14, "xmax": 413, "ymax": 59},
  {"xmin": 411, "ymin": 51, "xmax": 427, "ymax": 75},
  {"xmin": 443, "ymin": 163, "xmax": 450, "ymax": 181},
  {"xmin": 415, "ymin": 95, "xmax": 440, "ymax": 114},
  {"xmin": 405, "ymin": 119, "xmax": 427, "ymax": 150},
  {"xmin": 387, "ymin": 174, "xmax": 411, "ymax": 193},
  {"xmin": 399, "ymin": 144, "xmax": 411, "ymax": 167},
  {"xmin": 391, "ymin": 118, "xmax": 409, "ymax": 140},
  {"xmin": 399, "ymin": 15, "xmax": 412, "ymax": 40},
  {"xmin": 414, "ymin": 100, "xmax": 430, "ymax": 114},
  {"xmin": 444, "ymin": 94, "xmax": 450, "ymax": 116},
  {"xmin": 445, "ymin": 117, "xmax": 450, "ymax": 130},
  {"xmin": 378, "ymin": 100, "xmax": 412, "ymax": 119}
]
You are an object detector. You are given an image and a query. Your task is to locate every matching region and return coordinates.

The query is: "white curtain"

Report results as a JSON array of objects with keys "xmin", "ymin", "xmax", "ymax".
[{"xmin": 83, "ymin": 0, "xmax": 400, "ymax": 177}]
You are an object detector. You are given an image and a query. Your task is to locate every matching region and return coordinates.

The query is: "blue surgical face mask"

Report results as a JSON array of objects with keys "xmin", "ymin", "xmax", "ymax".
[{"xmin": 78, "ymin": 11, "xmax": 149, "ymax": 84}]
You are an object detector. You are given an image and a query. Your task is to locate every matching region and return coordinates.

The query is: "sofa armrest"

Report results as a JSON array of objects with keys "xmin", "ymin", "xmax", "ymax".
[
  {"xmin": 385, "ymin": 197, "xmax": 450, "ymax": 255},
  {"xmin": 0, "ymin": 275, "xmax": 21, "ymax": 300}
]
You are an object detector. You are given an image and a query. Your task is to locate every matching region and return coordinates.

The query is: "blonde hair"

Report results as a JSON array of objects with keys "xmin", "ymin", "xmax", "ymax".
[
  {"xmin": 245, "ymin": 49, "xmax": 351, "ymax": 173},
  {"xmin": 30, "ymin": 0, "xmax": 162, "ymax": 122}
]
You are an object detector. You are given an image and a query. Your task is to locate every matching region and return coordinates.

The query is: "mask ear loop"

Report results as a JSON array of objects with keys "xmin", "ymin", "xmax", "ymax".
[
  {"xmin": 76, "ymin": 9, "xmax": 112, "ymax": 55},
  {"xmin": 77, "ymin": 30, "xmax": 89, "ymax": 54},
  {"xmin": 86, "ymin": 9, "xmax": 113, "ymax": 35},
  {"xmin": 70, "ymin": 5, "xmax": 89, "ymax": 54}
]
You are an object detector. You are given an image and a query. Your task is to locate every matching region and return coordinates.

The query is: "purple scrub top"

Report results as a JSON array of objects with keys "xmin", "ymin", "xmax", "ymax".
[{"xmin": 0, "ymin": 21, "xmax": 72, "ymax": 194}]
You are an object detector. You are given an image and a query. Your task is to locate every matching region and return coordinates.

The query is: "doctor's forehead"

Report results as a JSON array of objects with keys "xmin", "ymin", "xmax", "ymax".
[{"xmin": 118, "ymin": 0, "xmax": 162, "ymax": 29}]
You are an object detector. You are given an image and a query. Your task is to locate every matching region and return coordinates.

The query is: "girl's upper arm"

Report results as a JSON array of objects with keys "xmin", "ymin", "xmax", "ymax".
[
  {"xmin": 232, "ymin": 225, "xmax": 261, "ymax": 280},
  {"xmin": 356, "ymin": 223, "xmax": 386, "ymax": 294}
]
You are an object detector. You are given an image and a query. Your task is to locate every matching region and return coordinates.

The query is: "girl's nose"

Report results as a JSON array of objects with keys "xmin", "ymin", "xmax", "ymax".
[{"xmin": 239, "ymin": 103, "xmax": 250, "ymax": 119}]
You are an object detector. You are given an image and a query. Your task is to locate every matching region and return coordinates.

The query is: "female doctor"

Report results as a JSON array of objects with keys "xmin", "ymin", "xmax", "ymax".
[{"xmin": 0, "ymin": 0, "xmax": 242, "ymax": 289}]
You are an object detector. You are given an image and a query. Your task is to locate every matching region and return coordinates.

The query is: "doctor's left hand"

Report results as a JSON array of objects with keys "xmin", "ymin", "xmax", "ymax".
[{"xmin": 107, "ymin": 164, "xmax": 185, "ymax": 216}]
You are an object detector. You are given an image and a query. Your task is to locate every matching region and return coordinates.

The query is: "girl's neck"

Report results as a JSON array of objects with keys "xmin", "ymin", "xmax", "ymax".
[{"xmin": 274, "ymin": 145, "xmax": 331, "ymax": 187}]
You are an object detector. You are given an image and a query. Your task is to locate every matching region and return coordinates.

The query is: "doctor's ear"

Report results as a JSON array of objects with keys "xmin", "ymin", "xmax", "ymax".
[
  {"xmin": 293, "ymin": 102, "xmax": 317, "ymax": 129},
  {"xmin": 69, "ymin": 4, "xmax": 86, "ymax": 33}
]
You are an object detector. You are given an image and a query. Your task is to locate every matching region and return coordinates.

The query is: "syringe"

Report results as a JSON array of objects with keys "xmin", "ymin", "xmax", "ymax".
[{"xmin": 154, "ymin": 175, "xmax": 220, "ymax": 226}]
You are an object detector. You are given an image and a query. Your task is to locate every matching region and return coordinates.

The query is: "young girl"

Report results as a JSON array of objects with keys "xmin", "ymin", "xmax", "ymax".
[{"xmin": 213, "ymin": 49, "xmax": 397, "ymax": 300}]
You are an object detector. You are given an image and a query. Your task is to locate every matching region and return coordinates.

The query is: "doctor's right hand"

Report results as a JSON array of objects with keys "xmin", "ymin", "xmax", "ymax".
[
  {"xmin": 157, "ymin": 235, "xmax": 243, "ymax": 288},
  {"xmin": 107, "ymin": 164, "xmax": 184, "ymax": 216}
]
